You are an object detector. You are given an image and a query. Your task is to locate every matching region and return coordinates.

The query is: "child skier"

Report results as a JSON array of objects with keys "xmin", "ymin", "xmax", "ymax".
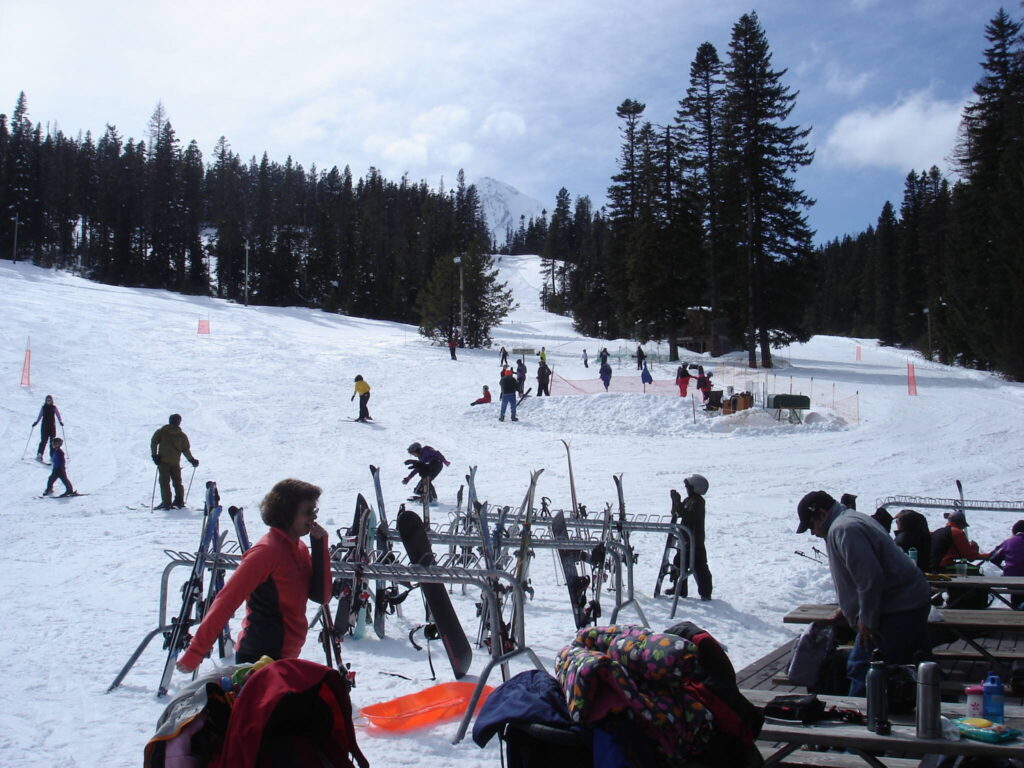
[
  {"xmin": 471, "ymin": 385, "xmax": 492, "ymax": 406},
  {"xmin": 402, "ymin": 442, "xmax": 451, "ymax": 502},
  {"xmin": 42, "ymin": 437, "xmax": 76, "ymax": 497},
  {"xmin": 351, "ymin": 375, "xmax": 372, "ymax": 422}
]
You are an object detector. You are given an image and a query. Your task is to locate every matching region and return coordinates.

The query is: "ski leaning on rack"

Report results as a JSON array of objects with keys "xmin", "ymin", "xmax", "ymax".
[
  {"xmin": 561, "ymin": 439, "xmax": 580, "ymax": 518},
  {"xmin": 228, "ymin": 505, "xmax": 251, "ymax": 551},
  {"xmin": 654, "ymin": 487, "xmax": 688, "ymax": 598},
  {"xmin": 158, "ymin": 481, "xmax": 222, "ymax": 697},
  {"xmin": 507, "ymin": 469, "xmax": 544, "ymax": 641},
  {"xmin": 397, "ymin": 507, "xmax": 472, "ymax": 678},
  {"xmin": 552, "ymin": 510, "xmax": 591, "ymax": 629},
  {"xmin": 583, "ymin": 502, "xmax": 613, "ymax": 625},
  {"xmin": 334, "ymin": 495, "xmax": 373, "ymax": 638},
  {"xmin": 369, "ymin": 464, "xmax": 397, "ymax": 639}
]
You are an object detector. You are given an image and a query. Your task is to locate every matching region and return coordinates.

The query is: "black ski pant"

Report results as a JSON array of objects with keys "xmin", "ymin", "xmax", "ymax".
[
  {"xmin": 37, "ymin": 425, "xmax": 57, "ymax": 457},
  {"xmin": 159, "ymin": 462, "xmax": 184, "ymax": 506},
  {"xmin": 46, "ymin": 467, "xmax": 72, "ymax": 494},
  {"xmin": 413, "ymin": 462, "xmax": 442, "ymax": 501},
  {"xmin": 537, "ymin": 379, "xmax": 550, "ymax": 396},
  {"xmin": 516, "ymin": 376, "xmax": 526, "ymax": 394},
  {"xmin": 673, "ymin": 541, "xmax": 713, "ymax": 600},
  {"xmin": 449, "ymin": 346, "xmax": 457, "ymax": 360},
  {"xmin": 358, "ymin": 392, "xmax": 371, "ymax": 420}
]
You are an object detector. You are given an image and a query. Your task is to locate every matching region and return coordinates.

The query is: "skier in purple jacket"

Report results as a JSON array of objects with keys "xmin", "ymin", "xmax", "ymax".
[
  {"xmin": 402, "ymin": 442, "xmax": 451, "ymax": 503},
  {"xmin": 32, "ymin": 395, "xmax": 63, "ymax": 461},
  {"xmin": 990, "ymin": 520, "xmax": 1024, "ymax": 608}
]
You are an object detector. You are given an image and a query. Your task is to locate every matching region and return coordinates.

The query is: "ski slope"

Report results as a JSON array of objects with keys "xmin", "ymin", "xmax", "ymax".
[{"xmin": 1, "ymin": 254, "xmax": 1022, "ymax": 766}]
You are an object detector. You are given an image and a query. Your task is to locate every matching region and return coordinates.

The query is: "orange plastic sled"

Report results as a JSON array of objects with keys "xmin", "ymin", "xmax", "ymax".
[{"xmin": 360, "ymin": 682, "xmax": 493, "ymax": 732}]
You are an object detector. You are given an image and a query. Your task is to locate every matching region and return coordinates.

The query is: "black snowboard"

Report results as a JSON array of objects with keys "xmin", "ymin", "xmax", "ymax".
[
  {"xmin": 398, "ymin": 508, "xmax": 472, "ymax": 678},
  {"xmin": 552, "ymin": 511, "xmax": 590, "ymax": 628}
]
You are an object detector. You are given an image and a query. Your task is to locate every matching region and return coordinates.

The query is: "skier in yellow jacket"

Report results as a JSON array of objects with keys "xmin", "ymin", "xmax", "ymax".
[{"xmin": 352, "ymin": 375, "xmax": 372, "ymax": 422}]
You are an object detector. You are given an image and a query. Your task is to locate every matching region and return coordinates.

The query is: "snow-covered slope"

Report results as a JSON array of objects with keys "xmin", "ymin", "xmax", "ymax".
[
  {"xmin": 1, "ymin": 256, "xmax": 1022, "ymax": 767},
  {"xmin": 475, "ymin": 176, "xmax": 546, "ymax": 245}
]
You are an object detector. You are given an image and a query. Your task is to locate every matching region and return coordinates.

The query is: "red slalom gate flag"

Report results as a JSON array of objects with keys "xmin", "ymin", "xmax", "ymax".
[
  {"xmin": 855, "ymin": 345, "xmax": 862, "ymax": 361},
  {"xmin": 197, "ymin": 318, "xmax": 210, "ymax": 335},
  {"xmin": 907, "ymin": 362, "xmax": 918, "ymax": 396},
  {"xmin": 20, "ymin": 348, "xmax": 30, "ymax": 387}
]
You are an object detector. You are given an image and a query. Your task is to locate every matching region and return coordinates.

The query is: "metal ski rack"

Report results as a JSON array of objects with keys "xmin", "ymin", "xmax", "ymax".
[
  {"xmin": 107, "ymin": 547, "xmax": 243, "ymax": 693},
  {"xmin": 330, "ymin": 558, "xmax": 546, "ymax": 744},
  {"xmin": 876, "ymin": 494, "xmax": 1024, "ymax": 514}
]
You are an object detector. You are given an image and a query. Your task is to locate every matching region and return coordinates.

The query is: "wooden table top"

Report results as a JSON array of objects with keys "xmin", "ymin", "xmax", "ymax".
[
  {"xmin": 742, "ymin": 688, "xmax": 1024, "ymax": 759},
  {"xmin": 927, "ymin": 574, "xmax": 1024, "ymax": 590},
  {"xmin": 783, "ymin": 604, "xmax": 1024, "ymax": 632}
]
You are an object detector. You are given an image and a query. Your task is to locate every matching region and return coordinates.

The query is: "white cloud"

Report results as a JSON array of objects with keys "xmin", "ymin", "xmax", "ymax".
[
  {"xmin": 479, "ymin": 111, "xmax": 527, "ymax": 140},
  {"xmin": 411, "ymin": 104, "xmax": 471, "ymax": 137},
  {"xmin": 823, "ymin": 91, "xmax": 965, "ymax": 171},
  {"xmin": 825, "ymin": 68, "xmax": 874, "ymax": 98}
]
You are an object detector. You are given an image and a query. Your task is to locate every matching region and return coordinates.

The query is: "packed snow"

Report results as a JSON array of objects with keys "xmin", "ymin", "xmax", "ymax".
[{"xmin": 1, "ymin": 253, "xmax": 1022, "ymax": 767}]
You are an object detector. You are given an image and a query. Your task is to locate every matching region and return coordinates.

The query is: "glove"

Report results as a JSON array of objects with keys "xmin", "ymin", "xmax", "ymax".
[
  {"xmin": 350, "ymin": 394, "xmax": 355, "ymax": 401},
  {"xmin": 152, "ymin": 455, "xmax": 160, "ymax": 466},
  {"xmin": 404, "ymin": 459, "xmax": 417, "ymax": 468},
  {"xmin": 190, "ymin": 458, "xmax": 199, "ymax": 467},
  {"xmin": 59, "ymin": 421, "xmax": 64, "ymax": 426},
  {"xmin": 470, "ymin": 402, "xmax": 477, "ymax": 406},
  {"xmin": 402, "ymin": 477, "xmax": 411, "ymax": 485},
  {"xmin": 670, "ymin": 489, "xmax": 681, "ymax": 504}
]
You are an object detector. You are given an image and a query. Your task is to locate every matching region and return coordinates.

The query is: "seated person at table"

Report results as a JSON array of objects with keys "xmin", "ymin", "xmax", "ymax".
[
  {"xmin": 989, "ymin": 520, "xmax": 1024, "ymax": 610},
  {"xmin": 893, "ymin": 509, "xmax": 931, "ymax": 573},
  {"xmin": 929, "ymin": 510, "xmax": 989, "ymax": 570},
  {"xmin": 796, "ymin": 490, "xmax": 930, "ymax": 696}
]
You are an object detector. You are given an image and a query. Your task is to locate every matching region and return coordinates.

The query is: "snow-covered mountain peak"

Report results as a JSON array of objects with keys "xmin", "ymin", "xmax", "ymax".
[{"xmin": 474, "ymin": 176, "xmax": 546, "ymax": 246}]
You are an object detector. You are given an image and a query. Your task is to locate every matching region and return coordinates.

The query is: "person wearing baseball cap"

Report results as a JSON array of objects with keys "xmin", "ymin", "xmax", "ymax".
[
  {"xmin": 930, "ymin": 508, "xmax": 989, "ymax": 570},
  {"xmin": 796, "ymin": 490, "xmax": 931, "ymax": 696}
]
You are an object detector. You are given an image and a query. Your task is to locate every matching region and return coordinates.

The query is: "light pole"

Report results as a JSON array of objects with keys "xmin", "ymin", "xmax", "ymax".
[
  {"xmin": 453, "ymin": 254, "xmax": 464, "ymax": 342},
  {"xmin": 244, "ymin": 240, "xmax": 250, "ymax": 307},
  {"xmin": 923, "ymin": 307, "xmax": 932, "ymax": 359},
  {"xmin": 11, "ymin": 211, "xmax": 19, "ymax": 263}
]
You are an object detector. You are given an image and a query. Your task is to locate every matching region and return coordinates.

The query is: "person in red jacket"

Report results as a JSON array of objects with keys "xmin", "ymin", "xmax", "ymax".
[
  {"xmin": 471, "ymin": 385, "xmax": 492, "ymax": 406},
  {"xmin": 176, "ymin": 478, "xmax": 331, "ymax": 671},
  {"xmin": 930, "ymin": 510, "xmax": 989, "ymax": 569}
]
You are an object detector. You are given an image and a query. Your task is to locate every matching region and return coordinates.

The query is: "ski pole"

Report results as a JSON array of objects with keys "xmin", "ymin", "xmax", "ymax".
[
  {"xmin": 60, "ymin": 422, "xmax": 68, "ymax": 459},
  {"xmin": 794, "ymin": 549, "xmax": 825, "ymax": 565},
  {"xmin": 150, "ymin": 467, "xmax": 158, "ymax": 510},
  {"xmin": 21, "ymin": 425, "xmax": 35, "ymax": 460},
  {"xmin": 184, "ymin": 464, "xmax": 197, "ymax": 506}
]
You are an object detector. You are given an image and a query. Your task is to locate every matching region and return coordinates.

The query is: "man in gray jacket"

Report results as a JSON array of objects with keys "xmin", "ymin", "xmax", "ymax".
[{"xmin": 796, "ymin": 490, "xmax": 930, "ymax": 695}]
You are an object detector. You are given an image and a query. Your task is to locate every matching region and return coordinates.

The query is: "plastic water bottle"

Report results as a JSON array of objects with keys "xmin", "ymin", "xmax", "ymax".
[
  {"xmin": 908, "ymin": 547, "xmax": 918, "ymax": 565},
  {"xmin": 866, "ymin": 650, "xmax": 889, "ymax": 733},
  {"xmin": 983, "ymin": 672, "xmax": 1005, "ymax": 724},
  {"xmin": 916, "ymin": 662, "xmax": 941, "ymax": 739}
]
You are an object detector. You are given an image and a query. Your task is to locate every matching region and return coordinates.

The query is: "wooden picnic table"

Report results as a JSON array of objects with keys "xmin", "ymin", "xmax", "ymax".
[
  {"xmin": 743, "ymin": 687, "xmax": 1024, "ymax": 766},
  {"xmin": 927, "ymin": 573, "xmax": 1024, "ymax": 608},
  {"xmin": 783, "ymin": 603, "xmax": 1024, "ymax": 674}
]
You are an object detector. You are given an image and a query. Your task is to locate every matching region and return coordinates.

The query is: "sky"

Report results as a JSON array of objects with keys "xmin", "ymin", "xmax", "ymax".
[{"xmin": 0, "ymin": 0, "xmax": 1006, "ymax": 243}]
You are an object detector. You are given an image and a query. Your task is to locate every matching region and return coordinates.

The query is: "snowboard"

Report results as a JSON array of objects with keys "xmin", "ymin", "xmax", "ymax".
[
  {"xmin": 552, "ymin": 511, "xmax": 591, "ymax": 628},
  {"xmin": 397, "ymin": 507, "xmax": 472, "ymax": 678},
  {"xmin": 334, "ymin": 495, "xmax": 372, "ymax": 637}
]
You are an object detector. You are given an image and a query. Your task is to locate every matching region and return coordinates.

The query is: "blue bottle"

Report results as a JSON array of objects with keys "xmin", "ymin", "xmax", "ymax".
[{"xmin": 983, "ymin": 672, "xmax": 1005, "ymax": 724}]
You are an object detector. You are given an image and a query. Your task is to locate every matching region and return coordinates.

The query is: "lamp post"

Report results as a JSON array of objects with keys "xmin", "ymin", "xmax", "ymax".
[
  {"xmin": 923, "ymin": 307, "xmax": 932, "ymax": 359},
  {"xmin": 244, "ymin": 240, "xmax": 250, "ymax": 307},
  {"xmin": 453, "ymin": 255, "xmax": 464, "ymax": 342},
  {"xmin": 11, "ymin": 211, "xmax": 19, "ymax": 263}
]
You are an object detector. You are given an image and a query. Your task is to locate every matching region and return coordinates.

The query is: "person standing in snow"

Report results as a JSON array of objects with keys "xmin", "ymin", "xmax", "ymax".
[
  {"xmin": 635, "ymin": 345, "xmax": 646, "ymax": 370},
  {"xmin": 498, "ymin": 371, "xmax": 520, "ymax": 422},
  {"xmin": 351, "ymin": 375, "xmax": 372, "ymax": 422},
  {"xmin": 539, "ymin": 346, "xmax": 547, "ymax": 366},
  {"xmin": 599, "ymin": 361, "xmax": 612, "ymax": 391},
  {"xmin": 675, "ymin": 364, "xmax": 692, "ymax": 397},
  {"xmin": 536, "ymin": 360, "xmax": 552, "ymax": 396},
  {"xmin": 42, "ymin": 437, "xmax": 75, "ymax": 497},
  {"xmin": 402, "ymin": 442, "xmax": 450, "ymax": 502},
  {"xmin": 796, "ymin": 490, "xmax": 930, "ymax": 696},
  {"xmin": 581, "ymin": 349, "xmax": 589, "ymax": 368},
  {"xmin": 696, "ymin": 366, "xmax": 712, "ymax": 401},
  {"xmin": 176, "ymin": 478, "xmax": 330, "ymax": 671},
  {"xmin": 599, "ymin": 347, "xmax": 609, "ymax": 366},
  {"xmin": 32, "ymin": 394, "xmax": 63, "ymax": 462},
  {"xmin": 471, "ymin": 385, "xmax": 492, "ymax": 406},
  {"xmin": 515, "ymin": 359, "xmax": 527, "ymax": 395},
  {"xmin": 669, "ymin": 474, "xmax": 712, "ymax": 600},
  {"xmin": 151, "ymin": 413, "xmax": 199, "ymax": 510},
  {"xmin": 499, "ymin": 346, "xmax": 509, "ymax": 367}
]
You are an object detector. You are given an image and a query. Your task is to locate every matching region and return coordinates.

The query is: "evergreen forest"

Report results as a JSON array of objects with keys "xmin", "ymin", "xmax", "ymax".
[{"xmin": 2, "ymin": 10, "xmax": 1022, "ymax": 378}]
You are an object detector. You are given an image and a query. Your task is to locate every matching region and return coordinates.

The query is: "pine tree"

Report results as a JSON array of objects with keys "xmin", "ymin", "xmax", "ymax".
[{"xmin": 719, "ymin": 12, "xmax": 814, "ymax": 367}]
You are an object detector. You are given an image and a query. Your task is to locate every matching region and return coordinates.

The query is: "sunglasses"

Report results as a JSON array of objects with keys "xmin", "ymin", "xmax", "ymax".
[{"xmin": 302, "ymin": 506, "xmax": 319, "ymax": 517}]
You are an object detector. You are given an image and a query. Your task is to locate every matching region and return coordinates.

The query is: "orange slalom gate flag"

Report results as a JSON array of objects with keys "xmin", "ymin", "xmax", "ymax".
[
  {"xmin": 855, "ymin": 345, "xmax": 862, "ymax": 361},
  {"xmin": 197, "ymin": 318, "xmax": 210, "ymax": 334},
  {"xmin": 20, "ymin": 348, "xmax": 30, "ymax": 387},
  {"xmin": 907, "ymin": 362, "xmax": 918, "ymax": 396}
]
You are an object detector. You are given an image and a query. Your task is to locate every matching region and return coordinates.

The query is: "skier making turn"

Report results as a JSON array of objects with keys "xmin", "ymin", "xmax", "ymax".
[{"xmin": 402, "ymin": 442, "xmax": 451, "ymax": 502}]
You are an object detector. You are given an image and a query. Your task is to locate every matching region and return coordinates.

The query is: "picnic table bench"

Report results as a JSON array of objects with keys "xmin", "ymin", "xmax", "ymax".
[{"xmin": 743, "ymin": 687, "xmax": 1024, "ymax": 766}]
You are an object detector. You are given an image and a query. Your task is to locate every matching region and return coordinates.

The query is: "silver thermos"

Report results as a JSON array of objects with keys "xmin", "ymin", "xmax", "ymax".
[{"xmin": 916, "ymin": 661, "xmax": 942, "ymax": 739}]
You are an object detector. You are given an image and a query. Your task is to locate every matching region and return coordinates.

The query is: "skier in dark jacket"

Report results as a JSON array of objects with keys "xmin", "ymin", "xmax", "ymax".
[
  {"xmin": 402, "ymin": 442, "xmax": 451, "ymax": 502},
  {"xmin": 515, "ymin": 359, "xmax": 527, "ymax": 395},
  {"xmin": 893, "ymin": 509, "xmax": 931, "ymax": 572},
  {"xmin": 636, "ymin": 345, "xmax": 646, "ymax": 370},
  {"xmin": 675, "ymin": 365, "xmax": 692, "ymax": 397},
  {"xmin": 499, "ymin": 346, "xmax": 509, "ymax": 367},
  {"xmin": 177, "ymin": 478, "xmax": 330, "ymax": 671},
  {"xmin": 670, "ymin": 474, "xmax": 713, "ymax": 600},
  {"xmin": 42, "ymin": 437, "xmax": 75, "ymax": 497},
  {"xmin": 599, "ymin": 361, "xmax": 612, "ymax": 391},
  {"xmin": 498, "ymin": 372, "xmax": 519, "ymax": 421},
  {"xmin": 151, "ymin": 413, "xmax": 199, "ymax": 510},
  {"xmin": 32, "ymin": 394, "xmax": 63, "ymax": 461},
  {"xmin": 599, "ymin": 347, "xmax": 609, "ymax": 366},
  {"xmin": 536, "ymin": 361, "xmax": 552, "ymax": 396}
]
